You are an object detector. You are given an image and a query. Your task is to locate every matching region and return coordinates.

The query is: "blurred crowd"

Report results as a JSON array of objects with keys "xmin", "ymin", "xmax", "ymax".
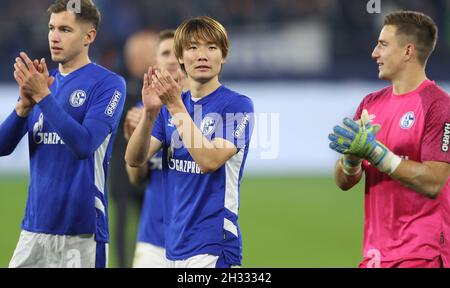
[{"xmin": 0, "ymin": 0, "xmax": 449, "ymax": 81}]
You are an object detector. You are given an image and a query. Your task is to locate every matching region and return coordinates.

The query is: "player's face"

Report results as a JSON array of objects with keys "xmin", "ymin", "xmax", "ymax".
[
  {"xmin": 156, "ymin": 38, "xmax": 179, "ymax": 78},
  {"xmin": 371, "ymin": 25, "xmax": 406, "ymax": 81},
  {"xmin": 48, "ymin": 12, "xmax": 93, "ymax": 65},
  {"xmin": 179, "ymin": 38, "xmax": 225, "ymax": 83}
]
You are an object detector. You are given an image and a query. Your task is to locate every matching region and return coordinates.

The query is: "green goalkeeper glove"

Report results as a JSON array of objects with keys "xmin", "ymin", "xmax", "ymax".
[
  {"xmin": 329, "ymin": 110, "xmax": 402, "ymax": 175},
  {"xmin": 339, "ymin": 110, "xmax": 374, "ymax": 175}
]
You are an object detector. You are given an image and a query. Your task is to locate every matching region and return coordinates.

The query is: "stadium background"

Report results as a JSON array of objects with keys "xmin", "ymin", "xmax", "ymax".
[{"xmin": 0, "ymin": 0, "xmax": 449, "ymax": 267}]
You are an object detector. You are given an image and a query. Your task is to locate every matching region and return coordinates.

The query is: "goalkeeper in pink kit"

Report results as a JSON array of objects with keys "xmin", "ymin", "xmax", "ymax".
[{"xmin": 329, "ymin": 11, "xmax": 450, "ymax": 268}]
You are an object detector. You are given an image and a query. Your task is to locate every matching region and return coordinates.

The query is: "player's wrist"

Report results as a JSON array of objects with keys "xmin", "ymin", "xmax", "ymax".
[
  {"xmin": 373, "ymin": 150, "xmax": 402, "ymax": 175},
  {"xmin": 166, "ymin": 98, "xmax": 184, "ymax": 115},
  {"xmin": 340, "ymin": 156, "xmax": 362, "ymax": 176},
  {"xmin": 342, "ymin": 154, "xmax": 363, "ymax": 167},
  {"xmin": 367, "ymin": 142, "xmax": 402, "ymax": 175},
  {"xmin": 142, "ymin": 105, "xmax": 159, "ymax": 120},
  {"xmin": 15, "ymin": 103, "xmax": 33, "ymax": 118},
  {"xmin": 32, "ymin": 89, "xmax": 51, "ymax": 103}
]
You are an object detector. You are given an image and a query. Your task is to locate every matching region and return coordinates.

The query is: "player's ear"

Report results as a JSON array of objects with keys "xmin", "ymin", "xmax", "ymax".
[
  {"xmin": 404, "ymin": 43, "xmax": 415, "ymax": 62},
  {"xmin": 84, "ymin": 28, "xmax": 97, "ymax": 47},
  {"xmin": 178, "ymin": 57, "xmax": 184, "ymax": 65}
]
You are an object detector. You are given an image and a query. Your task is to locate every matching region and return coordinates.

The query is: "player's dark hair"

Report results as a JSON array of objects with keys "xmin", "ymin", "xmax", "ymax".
[
  {"xmin": 48, "ymin": 0, "xmax": 101, "ymax": 30},
  {"xmin": 158, "ymin": 30, "xmax": 175, "ymax": 44},
  {"xmin": 174, "ymin": 16, "xmax": 229, "ymax": 73},
  {"xmin": 384, "ymin": 10, "xmax": 438, "ymax": 66}
]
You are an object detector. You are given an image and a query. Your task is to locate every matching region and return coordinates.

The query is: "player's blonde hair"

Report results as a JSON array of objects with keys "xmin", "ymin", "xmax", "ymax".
[{"xmin": 174, "ymin": 16, "xmax": 230, "ymax": 72}]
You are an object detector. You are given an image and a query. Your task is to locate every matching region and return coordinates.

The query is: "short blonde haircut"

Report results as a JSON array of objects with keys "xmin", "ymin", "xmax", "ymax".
[{"xmin": 174, "ymin": 16, "xmax": 230, "ymax": 72}]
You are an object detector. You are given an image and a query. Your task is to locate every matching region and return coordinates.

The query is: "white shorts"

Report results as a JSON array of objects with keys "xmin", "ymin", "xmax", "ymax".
[
  {"xmin": 9, "ymin": 230, "xmax": 108, "ymax": 268},
  {"xmin": 132, "ymin": 242, "xmax": 167, "ymax": 268},
  {"xmin": 167, "ymin": 253, "xmax": 240, "ymax": 268}
]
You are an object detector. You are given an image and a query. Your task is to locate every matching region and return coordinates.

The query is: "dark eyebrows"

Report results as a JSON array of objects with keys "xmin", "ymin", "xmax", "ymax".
[
  {"xmin": 60, "ymin": 25, "xmax": 74, "ymax": 30},
  {"xmin": 48, "ymin": 24, "xmax": 74, "ymax": 31}
]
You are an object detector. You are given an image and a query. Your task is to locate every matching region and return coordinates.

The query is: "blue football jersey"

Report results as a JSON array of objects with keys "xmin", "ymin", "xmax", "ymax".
[
  {"xmin": 22, "ymin": 63, "xmax": 126, "ymax": 242},
  {"xmin": 152, "ymin": 85, "xmax": 254, "ymax": 265},
  {"xmin": 135, "ymin": 100, "xmax": 165, "ymax": 247},
  {"xmin": 137, "ymin": 150, "xmax": 164, "ymax": 247}
]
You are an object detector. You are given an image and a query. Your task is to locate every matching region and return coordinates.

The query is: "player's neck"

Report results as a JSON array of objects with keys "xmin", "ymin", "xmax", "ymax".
[
  {"xmin": 59, "ymin": 54, "xmax": 91, "ymax": 75},
  {"xmin": 392, "ymin": 65, "xmax": 427, "ymax": 95},
  {"xmin": 188, "ymin": 76, "xmax": 221, "ymax": 99}
]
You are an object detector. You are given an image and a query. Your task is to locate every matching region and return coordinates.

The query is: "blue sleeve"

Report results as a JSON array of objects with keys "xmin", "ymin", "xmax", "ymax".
[
  {"xmin": 214, "ymin": 95, "xmax": 255, "ymax": 151},
  {"xmin": 37, "ymin": 74, "xmax": 126, "ymax": 159},
  {"xmin": 84, "ymin": 74, "xmax": 126, "ymax": 130},
  {"xmin": 151, "ymin": 108, "xmax": 166, "ymax": 145},
  {"xmin": 135, "ymin": 101, "xmax": 144, "ymax": 109},
  {"xmin": 0, "ymin": 110, "xmax": 28, "ymax": 156}
]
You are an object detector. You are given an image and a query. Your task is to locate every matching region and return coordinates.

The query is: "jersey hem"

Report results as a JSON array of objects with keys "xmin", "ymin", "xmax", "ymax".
[
  {"xmin": 21, "ymin": 225, "xmax": 109, "ymax": 243},
  {"xmin": 166, "ymin": 247, "xmax": 241, "ymax": 266},
  {"xmin": 361, "ymin": 251, "xmax": 441, "ymax": 263}
]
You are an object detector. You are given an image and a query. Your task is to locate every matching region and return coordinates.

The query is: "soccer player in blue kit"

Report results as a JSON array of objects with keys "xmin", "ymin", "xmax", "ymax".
[
  {"xmin": 0, "ymin": 0, "xmax": 126, "ymax": 268},
  {"xmin": 125, "ymin": 30, "xmax": 186, "ymax": 268},
  {"xmin": 125, "ymin": 16, "xmax": 254, "ymax": 268}
]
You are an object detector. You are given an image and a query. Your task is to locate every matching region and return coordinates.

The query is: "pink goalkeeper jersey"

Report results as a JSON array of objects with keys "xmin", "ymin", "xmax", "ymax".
[{"xmin": 354, "ymin": 79, "xmax": 450, "ymax": 264}]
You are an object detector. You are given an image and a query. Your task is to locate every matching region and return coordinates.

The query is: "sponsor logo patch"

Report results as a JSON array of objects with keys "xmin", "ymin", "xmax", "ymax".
[
  {"xmin": 32, "ymin": 113, "xmax": 64, "ymax": 145},
  {"xmin": 234, "ymin": 114, "xmax": 251, "ymax": 138},
  {"xmin": 442, "ymin": 122, "xmax": 450, "ymax": 152},
  {"xmin": 105, "ymin": 90, "xmax": 122, "ymax": 117}
]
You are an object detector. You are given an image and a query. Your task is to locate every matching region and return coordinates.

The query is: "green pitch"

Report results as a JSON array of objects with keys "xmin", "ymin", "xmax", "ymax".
[{"xmin": 0, "ymin": 175, "xmax": 364, "ymax": 268}]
